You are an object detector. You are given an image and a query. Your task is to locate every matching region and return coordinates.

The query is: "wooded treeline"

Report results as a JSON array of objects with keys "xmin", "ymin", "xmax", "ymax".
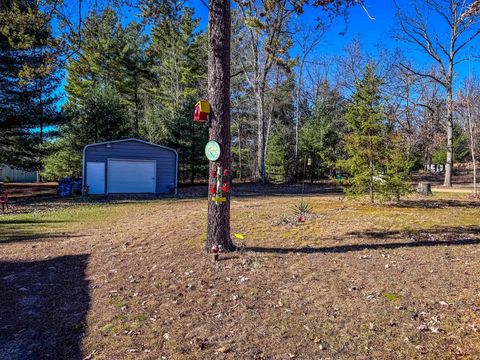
[{"xmin": 1, "ymin": 0, "xmax": 479, "ymax": 192}]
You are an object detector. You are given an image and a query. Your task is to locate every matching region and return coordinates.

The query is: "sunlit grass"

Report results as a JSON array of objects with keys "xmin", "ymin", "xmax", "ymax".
[
  {"xmin": 1, "ymin": 192, "xmax": 480, "ymax": 246},
  {"xmin": 0, "ymin": 202, "xmax": 149, "ymax": 242}
]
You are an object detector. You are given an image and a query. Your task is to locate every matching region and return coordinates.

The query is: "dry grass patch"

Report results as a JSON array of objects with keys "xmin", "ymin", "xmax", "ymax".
[{"xmin": 1, "ymin": 193, "xmax": 480, "ymax": 359}]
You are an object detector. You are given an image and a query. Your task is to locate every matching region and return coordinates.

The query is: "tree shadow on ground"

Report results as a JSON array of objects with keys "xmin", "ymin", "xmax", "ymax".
[
  {"xmin": 345, "ymin": 225, "xmax": 480, "ymax": 240},
  {"xmin": 0, "ymin": 218, "xmax": 86, "ymax": 244},
  {"xmin": 394, "ymin": 198, "xmax": 480, "ymax": 209},
  {"xmin": 0, "ymin": 219, "xmax": 73, "ymax": 225},
  {"xmin": 247, "ymin": 238, "xmax": 480, "ymax": 255},
  {"xmin": 247, "ymin": 225, "xmax": 480, "ymax": 254},
  {"xmin": 0, "ymin": 255, "xmax": 90, "ymax": 360},
  {"xmin": 0, "ymin": 232, "xmax": 87, "ymax": 245}
]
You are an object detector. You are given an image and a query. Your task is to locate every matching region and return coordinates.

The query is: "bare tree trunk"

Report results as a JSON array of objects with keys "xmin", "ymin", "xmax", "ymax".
[
  {"xmin": 190, "ymin": 121, "xmax": 195, "ymax": 185},
  {"xmin": 134, "ymin": 74, "xmax": 140, "ymax": 137},
  {"xmin": 294, "ymin": 63, "xmax": 303, "ymax": 178},
  {"xmin": 466, "ymin": 101, "xmax": 477, "ymax": 195},
  {"xmin": 369, "ymin": 164, "xmax": 374, "ymax": 203},
  {"xmin": 256, "ymin": 92, "xmax": 266, "ymax": 183},
  {"xmin": 369, "ymin": 181, "xmax": 374, "ymax": 203},
  {"xmin": 206, "ymin": 0, "xmax": 234, "ymax": 252},
  {"xmin": 444, "ymin": 92, "xmax": 454, "ymax": 186},
  {"xmin": 395, "ymin": 0, "xmax": 480, "ymax": 187},
  {"xmin": 238, "ymin": 121, "xmax": 242, "ymax": 182},
  {"xmin": 264, "ymin": 101, "xmax": 274, "ymax": 165}
]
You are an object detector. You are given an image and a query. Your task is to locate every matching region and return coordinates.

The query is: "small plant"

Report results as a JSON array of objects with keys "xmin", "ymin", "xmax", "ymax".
[
  {"xmin": 292, "ymin": 200, "xmax": 312, "ymax": 216},
  {"xmin": 276, "ymin": 200, "xmax": 316, "ymax": 226}
]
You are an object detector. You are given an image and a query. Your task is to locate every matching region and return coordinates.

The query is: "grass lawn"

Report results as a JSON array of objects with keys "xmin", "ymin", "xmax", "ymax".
[
  {"xmin": 1, "ymin": 192, "xmax": 480, "ymax": 359},
  {"xmin": 0, "ymin": 201, "xmax": 154, "ymax": 243}
]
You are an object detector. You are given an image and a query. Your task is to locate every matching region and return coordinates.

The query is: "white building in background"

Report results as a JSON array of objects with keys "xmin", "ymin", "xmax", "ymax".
[{"xmin": 0, "ymin": 164, "xmax": 38, "ymax": 182}]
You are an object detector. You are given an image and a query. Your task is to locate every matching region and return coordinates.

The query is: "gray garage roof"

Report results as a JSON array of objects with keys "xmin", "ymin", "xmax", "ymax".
[{"xmin": 83, "ymin": 138, "xmax": 177, "ymax": 154}]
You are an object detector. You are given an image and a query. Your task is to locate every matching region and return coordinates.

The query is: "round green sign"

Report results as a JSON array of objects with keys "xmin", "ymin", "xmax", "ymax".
[{"xmin": 205, "ymin": 140, "xmax": 221, "ymax": 161}]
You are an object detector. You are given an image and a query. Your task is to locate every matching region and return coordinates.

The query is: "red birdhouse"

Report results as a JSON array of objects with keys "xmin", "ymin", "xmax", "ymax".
[{"xmin": 194, "ymin": 100, "xmax": 210, "ymax": 122}]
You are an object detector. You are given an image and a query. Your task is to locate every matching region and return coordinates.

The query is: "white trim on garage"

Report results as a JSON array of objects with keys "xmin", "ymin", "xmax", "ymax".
[{"xmin": 106, "ymin": 158, "xmax": 157, "ymax": 194}]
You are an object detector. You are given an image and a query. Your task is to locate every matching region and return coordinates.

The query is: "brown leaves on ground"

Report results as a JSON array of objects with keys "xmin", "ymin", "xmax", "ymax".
[{"xmin": 1, "ymin": 193, "xmax": 480, "ymax": 359}]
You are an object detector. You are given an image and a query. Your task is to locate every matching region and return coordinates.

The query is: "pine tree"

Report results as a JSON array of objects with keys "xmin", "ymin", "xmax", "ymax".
[
  {"xmin": 0, "ymin": 0, "xmax": 61, "ymax": 169},
  {"xmin": 65, "ymin": 8, "xmax": 125, "ymax": 105},
  {"xmin": 380, "ymin": 133, "xmax": 414, "ymax": 201},
  {"xmin": 337, "ymin": 66, "xmax": 385, "ymax": 203},
  {"xmin": 115, "ymin": 22, "xmax": 150, "ymax": 137},
  {"xmin": 264, "ymin": 72, "xmax": 296, "ymax": 182},
  {"xmin": 65, "ymin": 7, "xmax": 151, "ymax": 141},
  {"xmin": 143, "ymin": 1, "xmax": 208, "ymax": 183},
  {"xmin": 266, "ymin": 131, "xmax": 287, "ymax": 182},
  {"xmin": 65, "ymin": 85, "xmax": 131, "ymax": 147},
  {"xmin": 300, "ymin": 81, "xmax": 344, "ymax": 182}
]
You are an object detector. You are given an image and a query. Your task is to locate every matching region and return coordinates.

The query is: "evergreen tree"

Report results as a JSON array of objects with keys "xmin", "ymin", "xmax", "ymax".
[
  {"xmin": 380, "ymin": 133, "xmax": 414, "ymax": 201},
  {"xmin": 41, "ymin": 137, "xmax": 82, "ymax": 180},
  {"xmin": 337, "ymin": 66, "xmax": 386, "ymax": 202},
  {"xmin": 143, "ymin": 1, "xmax": 208, "ymax": 183},
  {"xmin": 44, "ymin": 84, "xmax": 131, "ymax": 179},
  {"xmin": 65, "ymin": 8, "xmax": 125, "ymax": 105},
  {"xmin": 65, "ymin": 85, "xmax": 131, "ymax": 147},
  {"xmin": 266, "ymin": 130, "xmax": 287, "ymax": 182},
  {"xmin": 115, "ymin": 22, "xmax": 150, "ymax": 137},
  {"xmin": 0, "ymin": 0, "xmax": 61, "ymax": 169},
  {"xmin": 65, "ymin": 8, "xmax": 150, "ymax": 128},
  {"xmin": 300, "ymin": 81, "xmax": 344, "ymax": 182},
  {"xmin": 264, "ymin": 72, "xmax": 296, "ymax": 182}
]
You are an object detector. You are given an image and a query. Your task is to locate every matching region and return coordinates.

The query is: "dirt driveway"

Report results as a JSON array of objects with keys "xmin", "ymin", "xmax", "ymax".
[{"xmin": 1, "ymin": 195, "xmax": 480, "ymax": 359}]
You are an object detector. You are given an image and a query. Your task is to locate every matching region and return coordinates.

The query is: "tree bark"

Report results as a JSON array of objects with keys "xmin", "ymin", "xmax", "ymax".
[
  {"xmin": 417, "ymin": 182, "xmax": 432, "ymax": 195},
  {"xmin": 466, "ymin": 99, "xmax": 477, "ymax": 195},
  {"xmin": 444, "ymin": 92, "xmax": 453, "ymax": 187},
  {"xmin": 190, "ymin": 121, "xmax": 195, "ymax": 185},
  {"xmin": 256, "ymin": 92, "xmax": 266, "ymax": 183},
  {"xmin": 206, "ymin": 0, "xmax": 234, "ymax": 252},
  {"xmin": 238, "ymin": 121, "xmax": 242, "ymax": 182}
]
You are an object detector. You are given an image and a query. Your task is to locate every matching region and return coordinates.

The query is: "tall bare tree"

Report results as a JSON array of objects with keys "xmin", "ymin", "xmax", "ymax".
[
  {"xmin": 293, "ymin": 24, "xmax": 324, "ymax": 167},
  {"xmin": 233, "ymin": 0, "xmax": 293, "ymax": 184},
  {"xmin": 458, "ymin": 76, "xmax": 479, "ymax": 195},
  {"xmin": 394, "ymin": 0, "xmax": 480, "ymax": 186}
]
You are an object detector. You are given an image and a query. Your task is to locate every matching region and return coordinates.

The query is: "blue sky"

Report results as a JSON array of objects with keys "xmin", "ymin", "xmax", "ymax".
[
  {"xmin": 54, "ymin": 0, "xmax": 479, "ymax": 101},
  {"xmin": 183, "ymin": 0, "xmax": 479, "ymax": 84}
]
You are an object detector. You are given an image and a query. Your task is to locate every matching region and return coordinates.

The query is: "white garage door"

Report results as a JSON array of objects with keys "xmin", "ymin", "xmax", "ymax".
[{"xmin": 107, "ymin": 159, "xmax": 156, "ymax": 194}]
